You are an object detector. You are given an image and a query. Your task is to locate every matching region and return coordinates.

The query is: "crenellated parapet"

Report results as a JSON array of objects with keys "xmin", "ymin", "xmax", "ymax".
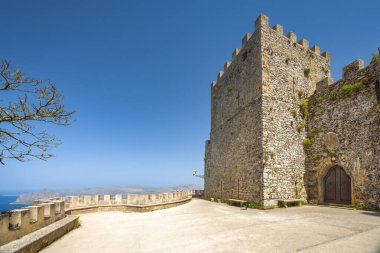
[
  {"xmin": 0, "ymin": 190, "xmax": 193, "ymax": 247},
  {"xmin": 210, "ymin": 14, "xmax": 330, "ymax": 88},
  {"xmin": 0, "ymin": 199, "xmax": 66, "ymax": 246},
  {"xmin": 312, "ymin": 48, "xmax": 380, "ymax": 98},
  {"xmin": 65, "ymin": 191, "xmax": 193, "ymax": 214},
  {"xmin": 305, "ymin": 48, "xmax": 380, "ymax": 210}
]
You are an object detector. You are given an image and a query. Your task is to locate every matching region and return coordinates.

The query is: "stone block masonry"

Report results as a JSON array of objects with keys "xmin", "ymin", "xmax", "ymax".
[
  {"xmin": 63, "ymin": 190, "xmax": 191, "ymax": 211},
  {"xmin": 0, "ymin": 199, "xmax": 66, "ymax": 246},
  {"xmin": 305, "ymin": 53, "xmax": 380, "ymax": 210},
  {"xmin": 204, "ymin": 13, "xmax": 380, "ymax": 209}
]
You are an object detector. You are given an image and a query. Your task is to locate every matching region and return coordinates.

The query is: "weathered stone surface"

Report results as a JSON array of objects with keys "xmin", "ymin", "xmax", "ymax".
[
  {"xmin": 305, "ymin": 58, "xmax": 380, "ymax": 210},
  {"xmin": 205, "ymin": 14, "xmax": 329, "ymax": 206},
  {"xmin": 205, "ymin": 13, "xmax": 380, "ymax": 210},
  {"xmin": 323, "ymin": 132, "xmax": 340, "ymax": 153}
]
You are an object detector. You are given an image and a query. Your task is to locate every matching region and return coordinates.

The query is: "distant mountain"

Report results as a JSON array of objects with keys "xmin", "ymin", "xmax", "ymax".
[
  {"xmin": 13, "ymin": 189, "xmax": 60, "ymax": 204},
  {"xmin": 170, "ymin": 183, "xmax": 203, "ymax": 190}
]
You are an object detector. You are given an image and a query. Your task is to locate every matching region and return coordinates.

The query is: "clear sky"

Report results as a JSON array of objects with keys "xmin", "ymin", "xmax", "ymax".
[{"xmin": 0, "ymin": 0, "xmax": 378, "ymax": 191}]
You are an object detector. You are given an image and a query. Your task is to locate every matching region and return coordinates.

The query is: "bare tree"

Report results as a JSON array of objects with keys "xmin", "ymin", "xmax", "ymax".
[{"xmin": 0, "ymin": 60, "xmax": 74, "ymax": 165}]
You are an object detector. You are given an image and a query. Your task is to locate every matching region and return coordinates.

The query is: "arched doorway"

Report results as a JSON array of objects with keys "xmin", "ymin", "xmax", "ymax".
[{"xmin": 324, "ymin": 166, "xmax": 351, "ymax": 204}]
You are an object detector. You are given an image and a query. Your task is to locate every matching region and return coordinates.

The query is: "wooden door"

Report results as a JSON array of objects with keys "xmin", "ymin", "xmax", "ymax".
[{"xmin": 324, "ymin": 166, "xmax": 351, "ymax": 204}]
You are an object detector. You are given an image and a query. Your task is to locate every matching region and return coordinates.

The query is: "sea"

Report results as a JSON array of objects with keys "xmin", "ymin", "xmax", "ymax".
[{"xmin": 0, "ymin": 196, "xmax": 28, "ymax": 212}]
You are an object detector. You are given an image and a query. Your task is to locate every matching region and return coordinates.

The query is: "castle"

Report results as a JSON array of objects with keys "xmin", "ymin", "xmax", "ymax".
[{"xmin": 204, "ymin": 14, "xmax": 380, "ymax": 209}]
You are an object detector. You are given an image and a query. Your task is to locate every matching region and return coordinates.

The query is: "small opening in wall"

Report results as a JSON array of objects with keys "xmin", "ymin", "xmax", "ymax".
[
  {"xmin": 375, "ymin": 80, "xmax": 380, "ymax": 102},
  {"xmin": 242, "ymin": 51, "xmax": 248, "ymax": 61}
]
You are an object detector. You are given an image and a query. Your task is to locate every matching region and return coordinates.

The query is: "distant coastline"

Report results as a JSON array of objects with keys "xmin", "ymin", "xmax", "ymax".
[
  {"xmin": 0, "ymin": 196, "xmax": 28, "ymax": 212},
  {"xmin": 1, "ymin": 184, "xmax": 203, "ymax": 212}
]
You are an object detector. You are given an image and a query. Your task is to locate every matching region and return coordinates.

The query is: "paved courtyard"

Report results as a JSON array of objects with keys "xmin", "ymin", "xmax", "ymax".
[{"xmin": 42, "ymin": 199, "xmax": 380, "ymax": 253}]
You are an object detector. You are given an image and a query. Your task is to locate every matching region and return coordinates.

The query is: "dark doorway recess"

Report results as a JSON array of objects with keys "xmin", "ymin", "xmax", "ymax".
[{"xmin": 324, "ymin": 166, "xmax": 351, "ymax": 204}]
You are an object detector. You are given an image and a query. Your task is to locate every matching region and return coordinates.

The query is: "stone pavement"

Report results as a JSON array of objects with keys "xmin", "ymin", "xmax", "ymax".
[{"xmin": 42, "ymin": 199, "xmax": 380, "ymax": 253}]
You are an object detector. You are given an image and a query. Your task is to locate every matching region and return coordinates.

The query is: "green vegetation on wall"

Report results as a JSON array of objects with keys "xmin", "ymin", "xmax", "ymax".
[
  {"xmin": 299, "ymin": 99, "xmax": 309, "ymax": 118},
  {"xmin": 370, "ymin": 53, "xmax": 379, "ymax": 65},
  {"xmin": 304, "ymin": 68, "xmax": 311, "ymax": 77},
  {"xmin": 303, "ymin": 138, "xmax": 312, "ymax": 148}
]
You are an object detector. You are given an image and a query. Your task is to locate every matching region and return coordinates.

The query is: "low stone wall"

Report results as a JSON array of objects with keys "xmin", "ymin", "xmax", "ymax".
[
  {"xmin": 0, "ymin": 216, "xmax": 78, "ymax": 253},
  {"xmin": 0, "ymin": 199, "xmax": 66, "ymax": 247},
  {"xmin": 64, "ymin": 190, "xmax": 192, "ymax": 214},
  {"xmin": 0, "ymin": 190, "xmax": 193, "ymax": 249}
]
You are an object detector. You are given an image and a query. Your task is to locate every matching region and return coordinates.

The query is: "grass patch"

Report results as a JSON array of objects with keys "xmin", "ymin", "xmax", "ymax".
[
  {"xmin": 227, "ymin": 85, "xmax": 233, "ymax": 92},
  {"xmin": 311, "ymin": 154, "xmax": 319, "ymax": 161},
  {"xmin": 338, "ymin": 82, "xmax": 363, "ymax": 98},
  {"xmin": 299, "ymin": 99, "xmax": 309, "ymax": 118},
  {"xmin": 316, "ymin": 109, "xmax": 325, "ymax": 116},
  {"xmin": 303, "ymin": 138, "xmax": 312, "ymax": 148},
  {"xmin": 246, "ymin": 202, "xmax": 276, "ymax": 210},
  {"xmin": 291, "ymin": 109, "xmax": 298, "ymax": 118},
  {"xmin": 316, "ymin": 96, "xmax": 325, "ymax": 103},
  {"xmin": 329, "ymin": 90, "xmax": 338, "ymax": 100},
  {"xmin": 297, "ymin": 123, "xmax": 304, "ymax": 133},
  {"xmin": 348, "ymin": 202, "xmax": 367, "ymax": 210},
  {"xmin": 73, "ymin": 219, "xmax": 81, "ymax": 229}
]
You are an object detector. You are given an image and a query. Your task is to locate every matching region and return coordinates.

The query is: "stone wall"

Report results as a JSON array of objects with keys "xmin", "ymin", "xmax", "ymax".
[
  {"xmin": 204, "ymin": 13, "xmax": 379, "ymax": 209},
  {"xmin": 0, "ymin": 199, "xmax": 66, "ymax": 246},
  {"xmin": 0, "ymin": 191, "xmax": 192, "ymax": 247},
  {"xmin": 259, "ymin": 15, "xmax": 330, "ymax": 206},
  {"xmin": 204, "ymin": 14, "xmax": 330, "ymax": 206},
  {"xmin": 64, "ymin": 190, "xmax": 192, "ymax": 211},
  {"xmin": 305, "ymin": 54, "xmax": 380, "ymax": 210},
  {"xmin": 204, "ymin": 15, "xmax": 264, "ymax": 203}
]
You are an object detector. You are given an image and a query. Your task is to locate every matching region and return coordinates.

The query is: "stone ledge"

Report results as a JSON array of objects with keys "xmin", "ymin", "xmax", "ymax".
[
  {"xmin": 0, "ymin": 215, "xmax": 78, "ymax": 253},
  {"xmin": 65, "ymin": 196, "xmax": 192, "ymax": 215}
]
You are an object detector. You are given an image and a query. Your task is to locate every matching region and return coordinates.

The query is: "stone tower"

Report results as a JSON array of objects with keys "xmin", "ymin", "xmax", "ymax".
[{"xmin": 204, "ymin": 14, "xmax": 331, "ymax": 206}]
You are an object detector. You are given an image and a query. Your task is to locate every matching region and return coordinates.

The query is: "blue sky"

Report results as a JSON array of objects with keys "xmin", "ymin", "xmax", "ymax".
[{"xmin": 0, "ymin": 0, "xmax": 378, "ymax": 191}]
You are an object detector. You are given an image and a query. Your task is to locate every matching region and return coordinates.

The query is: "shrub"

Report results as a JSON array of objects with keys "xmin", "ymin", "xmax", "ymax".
[
  {"xmin": 329, "ymin": 90, "xmax": 338, "ymax": 100},
  {"xmin": 310, "ymin": 128, "xmax": 318, "ymax": 136},
  {"xmin": 370, "ymin": 53, "xmax": 379, "ymax": 65},
  {"xmin": 299, "ymin": 99, "xmax": 309, "ymax": 118},
  {"xmin": 227, "ymin": 85, "xmax": 233, "ymax": 92},
  {"xmin": 291, "ymin": 109, "xmax": 297, "ymax": 118},
  {"xmin": 316, "ymin": 96, "xmax": 325, "ymax": 103},
  {"xmin": 297, "ymin": 124, "xmax": 304, "ymax": 133},
  {"xmin": 285, "ymin": 58, "xmax": 290, "ymax": 65},
  {"xmin": 316, "ymin": 109, "xmax": 325, "ymax": 116},
  {"xmin": 338, "ymin": 82, "xmax": 363, "ymax": 98},
  {"xmin": 311, "ymin": 154, "xmax": 319, "ymax": 161},
  {"xmin": 73, "ymin": 219, "xmax": 81, "ymax": 229},
  {"xmin": 212, "ymin": 94, "xmax": 217, "ymax": 99},
  {"xmin": 303, "ymin": 138, "xmax": 312, "ymax": 148},
  {"xmin": 304, "ymin": 68, "xmax": 311, "ymax": 77}
]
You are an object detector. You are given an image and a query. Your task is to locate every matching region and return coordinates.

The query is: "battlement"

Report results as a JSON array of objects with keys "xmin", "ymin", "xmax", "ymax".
[
  {"xmin": 64, "ymin": 190, "xmax": 191, "ymax": 209},
  {"xmin": 0, "ymin": 191, "xmax": 192, "ymax": 247},
  {"xmin": 211, "ymin": 14, "xmax": 330, "ymax": 87},
  {"xmin": 0, "ymin": 199, "xmax": 65, "ymax": 246},
  {"xmin": 313, "ymin": 48, "xmax": 380, "ymax": 95}
]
